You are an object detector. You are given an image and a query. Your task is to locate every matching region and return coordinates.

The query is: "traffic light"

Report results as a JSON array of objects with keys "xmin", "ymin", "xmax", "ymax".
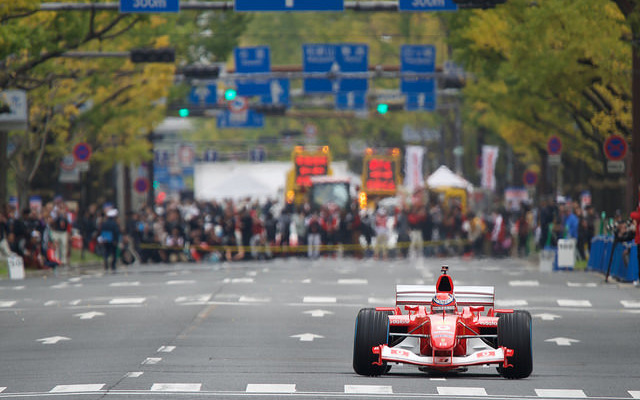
[
  {"xmin": 224, "ymin": 88, "xmax": 237, "ymax": 101},
  {"xmin": 130, "ymin": 48, "xmax": 175, "ymax": 63},
  {"xmin": 377, "ymin": 103, "xmax": 389, "ymax": 115},
  {"xmin": 178, "ymin": 108, "xmax": 190, "ymax": 118},
  {"xmin": 182, "ymin": 65, "xmax": 220, "ymax": 79}
]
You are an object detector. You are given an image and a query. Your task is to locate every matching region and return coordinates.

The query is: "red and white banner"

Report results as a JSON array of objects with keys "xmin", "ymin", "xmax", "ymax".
[
  {"xmin": 481, "ymin": 145, "xmax": 499, "ymax": 191},
  {"xmin": 404, "ymin": 145, "xmax": 425, "ymax": 193}
]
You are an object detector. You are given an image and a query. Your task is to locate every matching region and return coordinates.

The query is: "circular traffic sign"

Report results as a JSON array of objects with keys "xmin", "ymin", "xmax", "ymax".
[
  {"xmin": 228, "ymin": 96, "xmax": 248, "ymax": 113},
  {"xmin": 134, "ymin": 177, "xmax": 150, "ymax": 194},
  {"xmin": 73, "ymin": 142, "xmax": 92, "ymax": 162},
  {"xmin": 603, "ymin": 134, "xmax": 628, "ymax": 161},
  {"xmin": 547, "ymin": 136, "xmax": 562, "ymax": 155},
  {"xmin": 523, "ymin": 170, "xmax": 538, "ymax": 186}
]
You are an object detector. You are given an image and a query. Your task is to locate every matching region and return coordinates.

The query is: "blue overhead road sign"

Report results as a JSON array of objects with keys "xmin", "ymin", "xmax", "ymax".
[
  {"xmin": 120, "ymin": 0, "xmax": 179, "ymax": 13},
  {"xmin": 405, "ymin": 91, "xmax": 436, "ymax": 111},
  {"xmin": 303, "ymin": 44, "xmax": 336, "ymax": 93},
  {"xmin": 234, "ymin": 46, "xmax": 271, "ymax": 96},
  {"xmin": 399, "ymin": 0, "xmax": 458, "ymax": 12},
  {"xmin": 217, "ymin": 110, "xmax": 264, "ymax": 129},
  {"xmin": 335, "ymin": 92, "xmax": 367, "ymax": 111},
  {"xmin": 235, "ymin": 0, "xmax": 343, "ymax": 11},
  {"xmin": 234, "ymin": 46, "xmax": 270, "ymax": 74},
  {"xmin": 261, "ymin": 79, "xmax": 290, "ymax": 105},
  {"xmin": 188, "ymin": 85, "xmax": 217, "ymax": 105},
  {"xmin": 303, "ymin": 43, "xmax": 368, "ymax": 93},
  {"xmin": 401, "ymin": 44, "xmax": 436, "ymax": 93},
  {"xmin": 336, "ymin": 44, "xmax": 368, "ymax": 92}
]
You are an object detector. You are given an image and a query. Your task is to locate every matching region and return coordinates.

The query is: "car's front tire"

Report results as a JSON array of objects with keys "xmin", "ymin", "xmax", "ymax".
[
  {"xmin": 353, "ymin": 308, "xmax": 389, "ymax": 376},
  {"xmin": 497, "ymin": 310, "xmax": 533, "ymax": 379}
]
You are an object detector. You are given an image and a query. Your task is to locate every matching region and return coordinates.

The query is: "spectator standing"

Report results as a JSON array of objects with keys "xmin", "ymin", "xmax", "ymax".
[
  {"xmin": 99, "ymin": 209, "xmax": 121, "ymax": 272},
  {"xmin": 395, "ymin": 206, "xmax": 411, "ymax": 258},
  {"xmin": 374, "ymin": 207, "xmax": 390, "ymax": 260},
  {"xmin": 51, "ymin": 205, "xmax": 70, "ymax": 266},
  {"xmin": 408, "ymin": 204, "xmax": 425, "ymax": 258},
  {"xmin": 306, "ymin": 212, "xmax": 322, "ymax": 259}
]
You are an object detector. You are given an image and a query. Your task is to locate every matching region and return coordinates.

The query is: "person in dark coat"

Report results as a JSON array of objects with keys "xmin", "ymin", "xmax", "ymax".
[{"xmin": 99, "ymin": 209, "xmax": 121, "ymax": 272}]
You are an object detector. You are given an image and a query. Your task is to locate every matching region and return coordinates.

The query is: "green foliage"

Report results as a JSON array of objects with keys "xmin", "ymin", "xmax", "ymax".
[{"xmin": 444, "ymin": 0, "xmax": 630, "ymax": 177}]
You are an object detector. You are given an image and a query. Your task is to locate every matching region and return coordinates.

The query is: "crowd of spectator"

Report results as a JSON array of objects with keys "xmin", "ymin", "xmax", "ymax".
[{"xmin": 0, "ymin": 192, "xmax": 629, "ymax": 271}]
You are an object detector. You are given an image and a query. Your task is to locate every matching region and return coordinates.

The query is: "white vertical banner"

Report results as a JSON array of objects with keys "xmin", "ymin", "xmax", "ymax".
[
  {"xmin": 481, "ymin": 145, "xmax": 499, "ymax": 191},
  {"xmin": 404, "ymin": 145, "xmax": 425, "ymax": 193}
]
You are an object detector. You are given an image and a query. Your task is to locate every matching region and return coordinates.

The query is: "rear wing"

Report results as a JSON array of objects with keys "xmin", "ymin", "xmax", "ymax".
[{"xmin": 396, "ymin": 285, "xmax": 495, "ymax": 308}]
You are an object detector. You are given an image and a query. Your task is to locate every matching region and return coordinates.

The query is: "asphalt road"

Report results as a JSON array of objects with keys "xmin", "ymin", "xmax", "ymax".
[{"xmin": 0, "ymin": 255, "xmax": 639, "ymax": 399}]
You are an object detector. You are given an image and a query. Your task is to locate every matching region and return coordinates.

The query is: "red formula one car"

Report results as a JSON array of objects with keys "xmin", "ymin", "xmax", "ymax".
[{"xmin": 353, "ymin": 266, "xmax": 532, "ymax": 379}]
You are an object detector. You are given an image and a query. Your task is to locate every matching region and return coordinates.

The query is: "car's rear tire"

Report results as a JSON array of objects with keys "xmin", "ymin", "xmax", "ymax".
[
  {"xmin": 353, "ymin": 308, "xmax": 389, "ymax": 376},
  {"xmin": 497, "ymin": 310, "xmax": 533, "ymax": 379}
]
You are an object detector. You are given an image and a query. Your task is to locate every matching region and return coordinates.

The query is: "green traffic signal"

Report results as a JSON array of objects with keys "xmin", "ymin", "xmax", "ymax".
[
  {"xmin": 377, "ymin": 103, "xmax": 389, "ymax": 115},
  {"xmin": 224, "ymin": 89, "xmax": 237, "ymax": 101},
  {"xmin": 179, "ymin": 108, "xmax": 190, "ymax": 117}
]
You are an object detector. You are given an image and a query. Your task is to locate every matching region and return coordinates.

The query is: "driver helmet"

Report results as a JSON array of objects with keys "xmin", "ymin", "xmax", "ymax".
[{"xmin": 431, "ymin": 292, "xmax": 457, "ymax": 313}]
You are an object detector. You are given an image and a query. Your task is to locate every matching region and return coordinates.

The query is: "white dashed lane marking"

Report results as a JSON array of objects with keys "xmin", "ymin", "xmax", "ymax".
[
  {"xmin": 557, "ymin": 299, "xmax": 592, "ymax": 307},
  {"xmin": 151, "ymin": 383, "xmax": 201, "ymax": 392},
  {"xmin": 437, "ymin": 386, "xmax": 487, "ymax": 396},
  {"xmin": 535, "ymin": 389, "xmax": 586, "ymax": 398},
  {"xmin": 621, "ymin": 300, "xmax": 640, "ymax": 308},
  {"xmin": 0, "ymin": 301, "xmax": 17, "ymax": 308},
  {"xmin": 157, "ymin": 346, "xmax": 175, "ymax": 353},
  {"xmin": 141, "ymin": 357, "xmax": 162, "ymax": 365},
  {"xmin": 125, "ymin": 372, "xmax": 143, "ymax": 378},
  {"xmin": 166, "ymin": 280, "xmax": 196, "ymax": 285},
  {"xmin": 338, "ymin": 279, "xmax": 368, "ymax": 285},
  {"xmin": 629, "ymin": 390, "xmax": 640, "ymax": 398},
  {"xmin": 109, "ymin": 281, "xmax": 140, "ymax": 287},
  {"xmin": 246, "ymin": 384, "xmax": 296, "ymax": 393},
  {"xmin": 109, "ymin": 297, "xmax": 146, "ymax": 305},
  {"xmin": 0, "ymin": 387, "xmax": 5, "ymax": 393},
  {"xmin": 509, "ymin": 280, "xmax": 539, "ymax": 287},
  {"xmin": 50, "ymin": 384, "xmax": 104, "ymax": 393},
  {"xmin": 344, "ymin": 385, "xmax": 392, "ymax": 394},
  {"xmin": 303, "ymin": 296, "xmax": 337, "ymax": 303}
]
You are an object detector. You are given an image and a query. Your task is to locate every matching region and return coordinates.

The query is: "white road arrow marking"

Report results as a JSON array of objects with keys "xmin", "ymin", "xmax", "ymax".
[
  {"xmin": 534, "ymin": 313, "xmax": 562, "ymax": 321},
  {"xmin": 74, "ymin": 311, "xmax": 105, "ymax": 320},
  {"xmin": 304, "ymin": 309, "xmax": 334, "ymax": 318},
  {"xmin": 291, "ymin": 333, "xmax": 324, "ymax": 342},
  {"xmin": 37, "ymin": 336, "xmax": 70, "ymax": 344},
  {"xmin": 545, "ymin": 337, "xmax": 580, "ymax": 346}
]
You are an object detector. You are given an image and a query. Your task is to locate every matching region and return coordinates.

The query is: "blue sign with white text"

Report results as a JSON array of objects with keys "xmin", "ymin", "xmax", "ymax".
[
  {"xmin": 237, "ymin": 79, "xmax": 272, "ymax": 96},
  {"xmin": 234, "ymin": 46, "xmax": 270, "ymax": 74},
  {"xmin": 217, "ymin": 110, "xmax": 264, "ymax": 129},
  {"xmin": 261, "ymin": 79, "xmax": 290, "ymax": 105},
  {"xmin": 335, "ymin": 92, "xmax": 367, "ymax": 111},
  {"xmin": 235, "ymin": 0, "xmax": 343, "ymax": 11},
  {"xmin": 188, "ymin": 85, "xmax": 217, "ymax": 105},
  {"xmin": 401, "ymin": 44, "xmax": 436, "ymax": 93},
  {"xmin": 120, "ymin": 0, "xmax": 179, "ymax": 13},
  {"xmin": 398, "ymin": 0, "xmax": 457, "ymax": 12},
  {"xmin": 405, "ymin": 91, "xmax": 436, "ymax": 111},
  {"xmin": 303, "ymin": 43, "xmax": 368, "ymax": 93}
]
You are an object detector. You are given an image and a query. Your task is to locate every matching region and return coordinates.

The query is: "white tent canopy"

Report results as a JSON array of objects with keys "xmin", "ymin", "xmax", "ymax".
[{"xmin": 426, "ymin": 165, "xmax": 473, "ymax": 191}]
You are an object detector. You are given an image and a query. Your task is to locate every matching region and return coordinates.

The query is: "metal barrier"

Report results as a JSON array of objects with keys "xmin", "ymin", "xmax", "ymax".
[{"xmin": 588, "ymin": 236, "xmax": 638, "ymax": 282}]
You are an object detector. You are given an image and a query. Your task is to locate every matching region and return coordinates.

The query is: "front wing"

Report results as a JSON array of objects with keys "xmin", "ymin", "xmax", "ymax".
[{"xmin": 372, "ymin": 345, "xmax": 514, "ymax": 369}]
